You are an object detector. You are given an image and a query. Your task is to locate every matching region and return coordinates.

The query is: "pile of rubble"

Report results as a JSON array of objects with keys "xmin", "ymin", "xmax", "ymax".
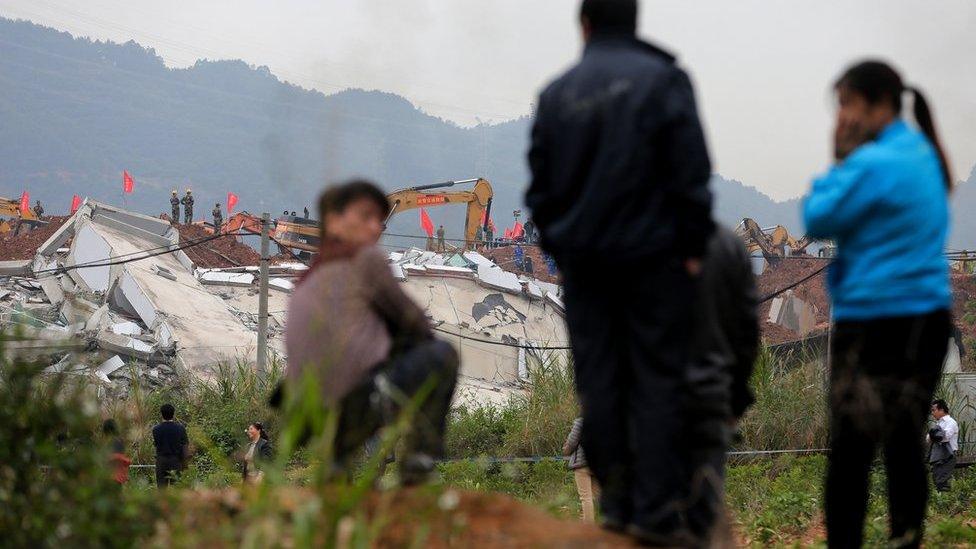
[
  {"xmin": 756, "ymin": 258, "xmax": 830, "ymax": 345},
  {"xmin": 389, "ymin": 247, "xmax": 567, "ymax": 404},
  {"xmin": 0, "ymin": 200, "xmax": 295, "ymax": 392},
  {"xmin": 176, "ymin": 224, "xmax": 261, "ymax": 268},
  {"xmin": 484, "ymin": 244, "xmax": 559, "ymax": 284},
  {"xmin": 0, "ymin": 216, "xmax": 70, "ymax": 260}
]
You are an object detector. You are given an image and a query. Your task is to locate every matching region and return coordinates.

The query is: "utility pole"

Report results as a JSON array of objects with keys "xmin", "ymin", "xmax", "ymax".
[{"xmin": 256, "ymin": 212, "xmax": 270, "ymax": 377}]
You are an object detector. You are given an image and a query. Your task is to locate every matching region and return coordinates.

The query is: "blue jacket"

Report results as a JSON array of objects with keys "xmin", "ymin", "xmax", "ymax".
[{"xmin": 803, "ymin": 119, "xmax": 950, "ymax": 321}]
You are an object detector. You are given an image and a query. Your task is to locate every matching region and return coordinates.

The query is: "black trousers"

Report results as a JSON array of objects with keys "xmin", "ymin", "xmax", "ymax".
[
  {"xmin": 562, "ymin": 258, "xmax": 695, "ymax": 535},
  {"xmin": 334, "ymin": 338, "xmax": 458, "ymax": 467},
  {"xmin": 931, "ymin": 455, "xmax": 956, "ymax": 491},
  {"xmin": 825, "ymin": 310, "xmax": 949, "ymax": 549},
  {"xmin": 155, "ymin": 455, "xmax": 183, "ymax": 487}
]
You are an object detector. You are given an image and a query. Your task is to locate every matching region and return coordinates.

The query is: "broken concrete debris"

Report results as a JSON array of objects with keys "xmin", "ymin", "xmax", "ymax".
[{"xmin": 0, "ymin": 207, "xmax": 571, "ymax": 405}]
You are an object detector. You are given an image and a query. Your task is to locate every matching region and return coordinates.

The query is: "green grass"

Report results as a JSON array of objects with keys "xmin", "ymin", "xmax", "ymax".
[{"xmin": 4, "ymin": 338, "xmax": 975, "ymax": 547}]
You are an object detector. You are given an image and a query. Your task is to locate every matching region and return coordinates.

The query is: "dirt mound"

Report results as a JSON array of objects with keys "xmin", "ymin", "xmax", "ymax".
[
  {"xmin": 168, "ymin": 486, "xmax": 635, "ymax": 548},
  {"xmin": 485, "ymin": 244, "xmax": 559, "ymax": 284},
  {"xmin": 756, "ymin": 257, "xmax": 831, "ymax": 344},
  {"xmin": 0, "ymin": 216, "xmax": 70, "ymax": 260},
  {"xmin": 176, "ymin": 223, "xmax": 261, "ymax": 268}
]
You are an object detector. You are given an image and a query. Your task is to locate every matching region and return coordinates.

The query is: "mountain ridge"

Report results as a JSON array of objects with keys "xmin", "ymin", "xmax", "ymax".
[{"xmin": 1, "ymin": 17, "xmax": 972, "ymax": 247}]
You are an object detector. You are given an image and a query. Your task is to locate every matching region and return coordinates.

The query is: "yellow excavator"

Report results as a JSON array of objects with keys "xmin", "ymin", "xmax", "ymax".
[
  {"xmin": 737, "ymin": 218, "xmax": 814, "ymax": 264},
  {"xmin": 0, "ymin": 196, "xmax": 45, "ymax": 236},
  {"xmin": 385, "ymin": 178, "xmax": 494, "ymax": 251},
  {"xmin": 211, "ymin": 178, "xmax": 495, "ymax": 257}
]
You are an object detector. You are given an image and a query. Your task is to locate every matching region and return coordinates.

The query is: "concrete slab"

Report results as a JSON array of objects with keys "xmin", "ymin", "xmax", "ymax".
[
  {"xmin": 269, "ymin": 278, "xmax": 294, "ymax": 293},
  {"xmin": 96, "ymin": 331, "xmax": 155, "ymax": 360},
  {"xmin": 110, "ymin": 321, "xmax": 143, "ymax": 336},
  {"xmin": 88, "ymin": 222, "xmax": 259, "ymax": 369},
  {"xmin": 97, "ymin": 355, "xmax": 126, "ymax": 377},
  {"xmin": 476, "ymin": 264, "xmax": 522, "ymax": 294},
  {"xmin": 199, "ymin": 271, "xmax": 255, "ymax": 287},
  {"xmin": 390, "ymin": 264, "xmax": 407, "ymax": 281},
  {"xmin": 69, "ymin": 222, "xmax": 113, "ymax": 292},
  {"xmin": 0, "ymin": 260, "xmax": 31, "ymax": 276}
]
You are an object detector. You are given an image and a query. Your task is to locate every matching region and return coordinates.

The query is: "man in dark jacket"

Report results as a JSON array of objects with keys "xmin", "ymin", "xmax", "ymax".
[
  {"xmin": 152, "ymin": 403, "xmax": 188, "ymax": 487},
  {"xmin": 526, "ymin": 0, "xmax": 713, "ymax": 542},
  {"xmin": 684, "ymin": 226, "xmax": 759, "ymax": 545},
  {"xmin": 212, "ymin": 203, "xmax": 223, "ymax": 234}
]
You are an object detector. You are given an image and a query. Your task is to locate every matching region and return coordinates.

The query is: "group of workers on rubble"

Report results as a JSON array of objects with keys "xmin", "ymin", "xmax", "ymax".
[{"xmin": 127, "ymin": 1, "xmax": 959, "ymax": 547}]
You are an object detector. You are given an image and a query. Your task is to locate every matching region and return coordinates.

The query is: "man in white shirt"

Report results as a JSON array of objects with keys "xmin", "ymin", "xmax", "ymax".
[{"xmin": 929, "ymin": 399, "xmax": 959, "ymax": 491}]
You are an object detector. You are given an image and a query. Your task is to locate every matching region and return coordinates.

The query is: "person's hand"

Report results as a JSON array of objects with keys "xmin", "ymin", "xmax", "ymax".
[
  {"xmin": 685, "ymin": 258, "xmax": 703, "ymax": 277},
  {"xmin": 833, "ymin": 115, "xmax": 870, "ymax": 161}
]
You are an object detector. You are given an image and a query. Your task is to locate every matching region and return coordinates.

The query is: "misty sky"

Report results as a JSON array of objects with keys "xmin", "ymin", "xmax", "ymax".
[{"xmin": 2, "ymin": 0, "xmax": 974, "ymax": 200}]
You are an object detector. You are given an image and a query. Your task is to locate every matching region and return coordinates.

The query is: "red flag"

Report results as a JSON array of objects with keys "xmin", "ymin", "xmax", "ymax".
[
  {"xmin": 512, "ymin": 222, "xmax": 524, "ymax": 239},
  {"xmin": 504, "ymin": 227, "xmax": 512, "ymax": 239},
  {"xmin": 70, "ymin": 195, "xmax": 82, "ymax": 213},
  {"xmin": 122, "ymin": 170, "xmax": 134, "ymax": 194},
  {"xmin": 419, "ymin": 208, "xmax": 434, "ymax": 237},
  {"xmin": 19, "ymin": 191, "xmax": 29, "ymax": 215},
  {"xmin": 227, "ymin": 192, "xmax": 239, "ymax": 214}
]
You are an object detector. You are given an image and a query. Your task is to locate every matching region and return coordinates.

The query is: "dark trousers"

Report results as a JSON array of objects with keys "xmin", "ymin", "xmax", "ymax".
[
  {"xmin": 931, "ymin": 455, "xmax": 956, "ymax": 491},
  {"xmin": 334, "ymin": 339, "xmax": 458, "ymax": 467},
  {"xmin": 561, "ymin": 258, "xmax": 695, "ymax": 535},
  {"xmin": 825, "ymin": 310, "xmax": 949, "ymax": 549},
  {"xmin": 155, "ymin": 455, "xmax": 183, "ymax": 487}
]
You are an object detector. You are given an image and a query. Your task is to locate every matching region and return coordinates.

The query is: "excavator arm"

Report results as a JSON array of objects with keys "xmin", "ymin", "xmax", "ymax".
[{"xmin": 385, "ymin": 178, "xmax": 494, "ymax": 249}]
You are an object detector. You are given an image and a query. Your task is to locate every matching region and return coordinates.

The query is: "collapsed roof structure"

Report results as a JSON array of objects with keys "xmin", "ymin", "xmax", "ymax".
[{"xmin": 0, "ymin": 201, "xmax": 569, "ymax": 403}]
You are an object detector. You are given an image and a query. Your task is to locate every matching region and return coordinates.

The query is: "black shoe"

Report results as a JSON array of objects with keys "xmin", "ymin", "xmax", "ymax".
[{"xmin": 399, "ymin": 453, "xmax": 436, "ymax": 486}]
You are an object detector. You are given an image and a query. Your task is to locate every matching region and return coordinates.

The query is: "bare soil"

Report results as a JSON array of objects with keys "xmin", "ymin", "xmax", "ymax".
[
  {"xmin": 176, "ymin": 223, "xmax": 261, "ymax": 268},
  {"xmin": 484, "ymin": 244, "xmax": 559, "ymax": 284},
  {"xmin": 0, "ymin": 216, "xmax": 69, "ymax": 260},
  {"xmin": 166, "ymin": 487, "xmax": 637, "ymax": 548}
]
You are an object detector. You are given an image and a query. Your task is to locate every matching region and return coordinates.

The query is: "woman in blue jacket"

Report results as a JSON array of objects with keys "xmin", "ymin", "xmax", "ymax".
[{"xmin": 804, "ymin": 60, "xmax": 953, "ymax": 549}]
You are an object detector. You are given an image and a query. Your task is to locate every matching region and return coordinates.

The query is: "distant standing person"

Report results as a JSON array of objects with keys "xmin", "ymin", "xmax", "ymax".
[
  {"xmin": 33, "ymin": 200, "xmax": 43, "ymax": 218},
  {"xmin": 928, "ymin": 399, "xmax": 958, "ymax": 492},
  {"xmin": 803, "ymin": 60, "xmax": 953, "ymax": 548},
  {"xmin": 526, "ymin": 0, "xmax": 713, "ymax": 543},
  {"xmin": 436, "ymin": 225, "xmax": 446, "ymax": 252},
  {"xmin": 181, "ymin": 189, "xmax": 194, "ymax": 224},
  {"xmin": 170, "ymin": 190, "xmax": 180, "ymax": 223},
  {"xmin": 212, "ymin": 203, "xmax": 223, "ymax": 234},
  {"xmin": 563, "ymin": 417, "xmax": 600, "ymax": 524},
  {"xmin": 242, "ymin": 422, "xmax": 273, "ymax": 484},
  {"xmin": 304, "ymin": 206, "xmax": 310, "ymax": 219},
  {"xmin": 152, "ymin": 403, "xmax": 189, "ymax": 487},
  {"xmin": 103, "ymin": 419, "xmax": 131, "ymax": 484}
]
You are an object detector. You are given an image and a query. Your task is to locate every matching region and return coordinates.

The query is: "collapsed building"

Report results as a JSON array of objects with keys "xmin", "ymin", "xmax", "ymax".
[{"xmin": 0, "ymin": 201, "xmax": 568, "ymax": 404}]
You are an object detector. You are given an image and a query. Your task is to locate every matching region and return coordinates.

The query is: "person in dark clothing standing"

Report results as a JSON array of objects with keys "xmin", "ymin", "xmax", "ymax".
[
  {"xmin": 212, "ymin": 203, "xmax": 223, "ymax": 234},
  {"xmin": 526, "ymin": 0, "xmax": 713, "ymax": 543},
  {"xmin": 180, "ymin": 189, "xmax": 194, "ymax": 224},
  {"xmin": 152, "ymin": 403, "xmax": 188, "ymax": 487},
  {"xmin": 804, "ymin": 61, "xmax": 953, "ymax": 549},
  {"xmin": 170, "ymin": 190, "xmax": 180, "ymax": 223},
  {"xmin": 34, "ymin": 200, "xmax": 44, "ymax": 218},
  {"xmin": 684, "ymin": 226, "xmax": 759, "ymax": 546}
]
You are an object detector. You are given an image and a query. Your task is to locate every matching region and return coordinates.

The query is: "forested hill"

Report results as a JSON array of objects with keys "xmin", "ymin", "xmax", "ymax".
[{"xmin": 1, "ymin": 17, "xmax": 973, "ymax": 247}]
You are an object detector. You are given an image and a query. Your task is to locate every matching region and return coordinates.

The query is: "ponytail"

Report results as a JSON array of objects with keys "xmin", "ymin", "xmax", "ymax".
[
  {"xmin": 907, "ymin": 87, "xmax": 953, "ymax": 191},
  {"xmin": 835, "ymin": 60, "xmax": 953, "ymax": 191}
]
